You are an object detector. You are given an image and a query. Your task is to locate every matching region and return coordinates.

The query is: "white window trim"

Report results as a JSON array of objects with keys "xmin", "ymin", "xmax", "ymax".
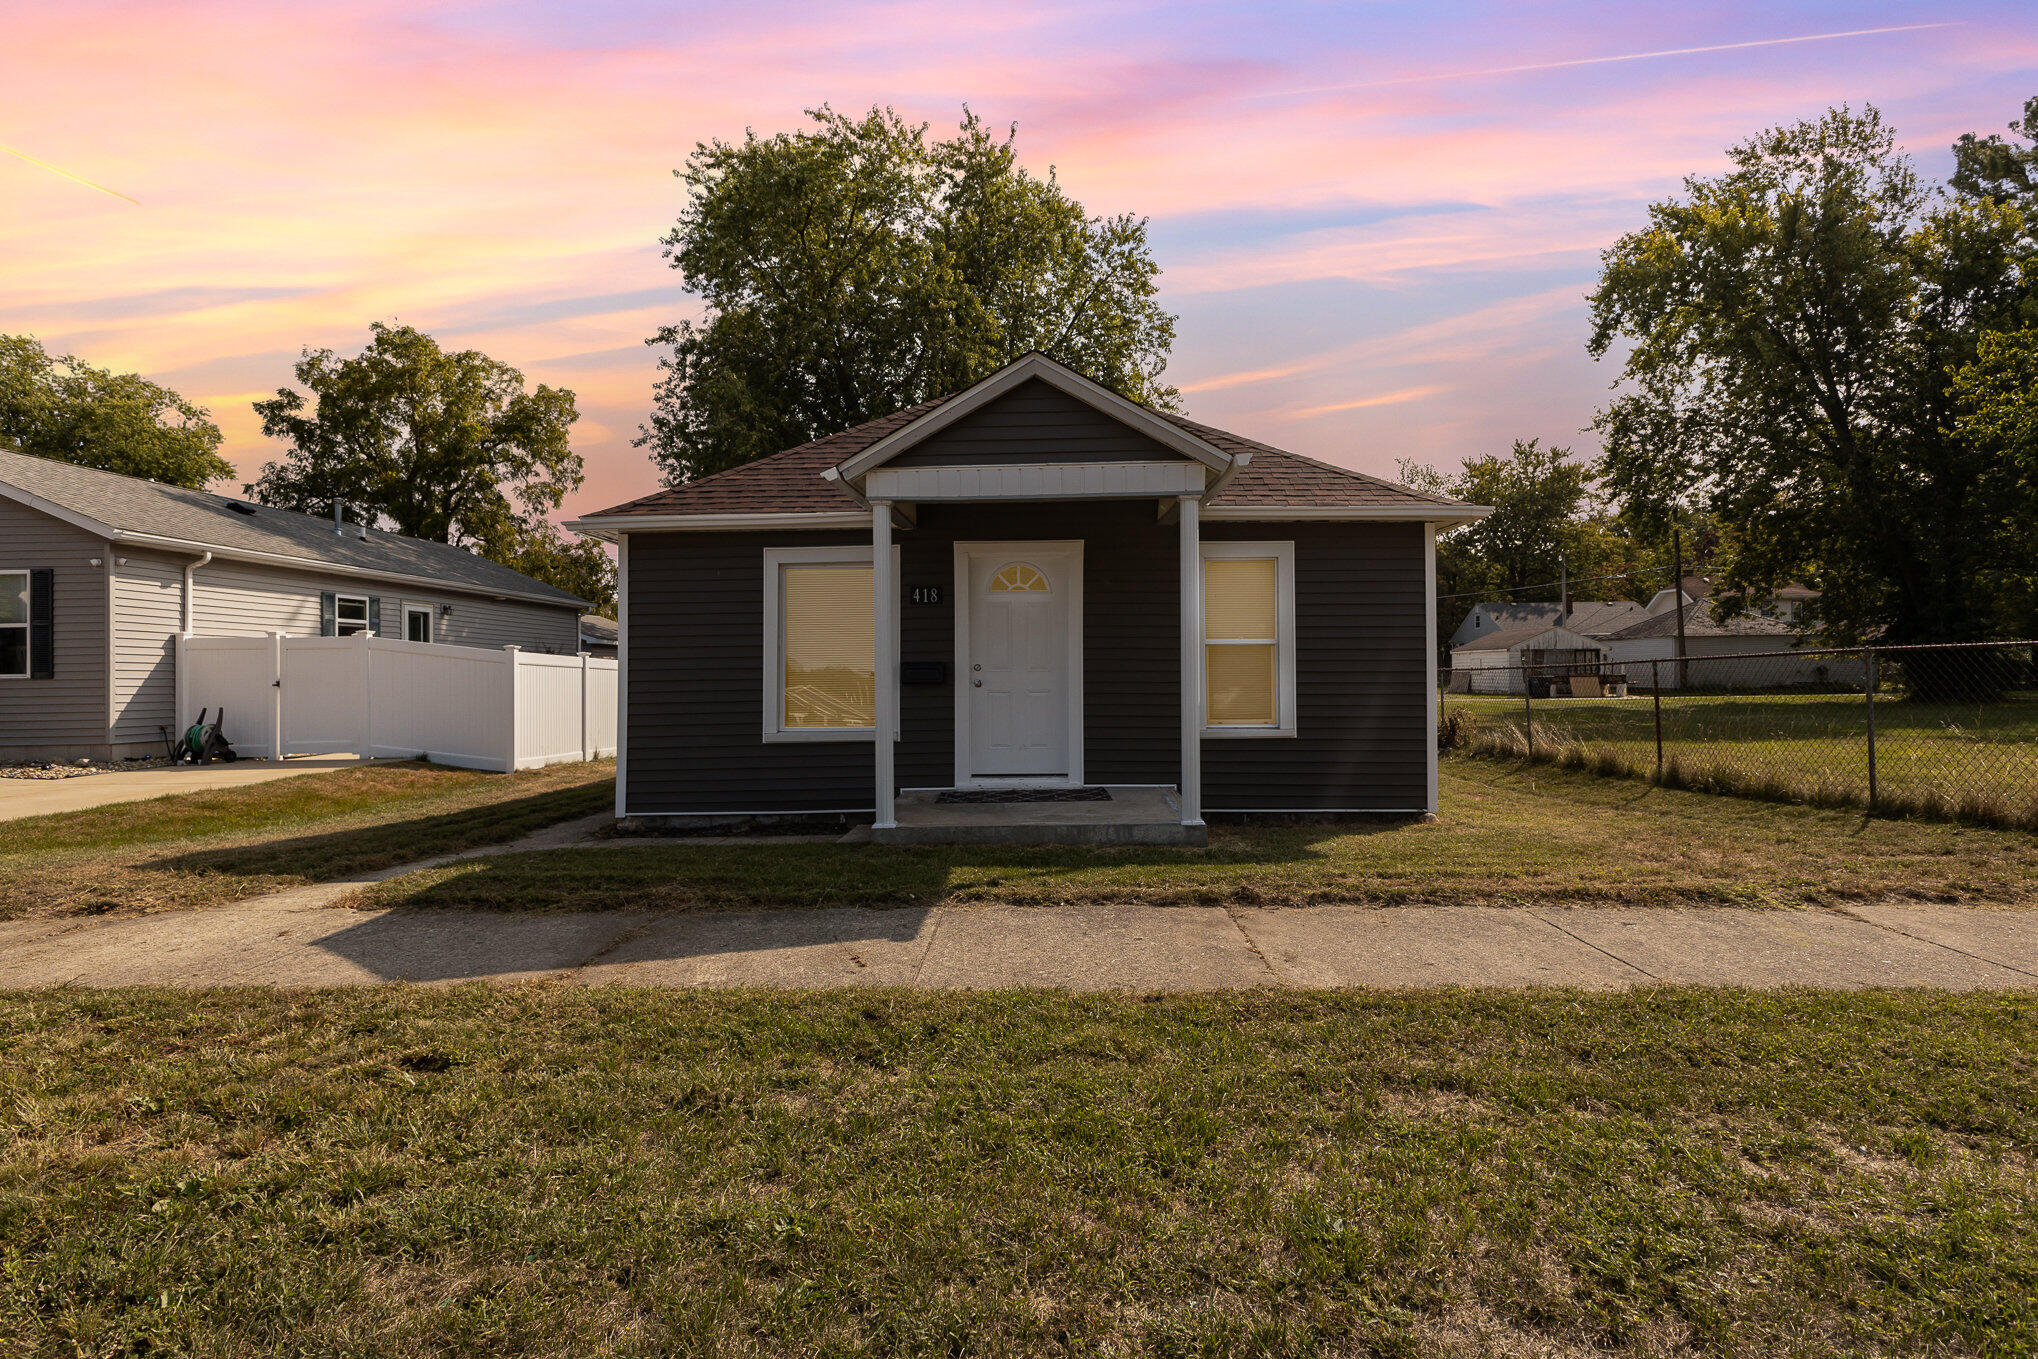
[
  {"xmin": 0, "ymin": 569, "xmax": 27, "ymax": 680},
  {"xmin": 1200, "ymin": 540, "xmax": 1296, "ymax": 738},
  {"xmin": 402, "ymin": 602, "xmax": 434, "ymax": 643},
  {"xmin": 334, "ymin": 592, "xmax": 372, "ymax": 637},
  {"xmin": 761, "ymin": 545, "xmax": 897, "ymax": 744}
]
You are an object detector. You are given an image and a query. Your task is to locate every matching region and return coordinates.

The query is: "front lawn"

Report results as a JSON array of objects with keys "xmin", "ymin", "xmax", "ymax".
[
  {"xmin": 363, "ymin": 759, "xmax": 2038, "ymax": 913},
  {"xmin": 2, "ymin": 987, "xmax": 2032, "ymax": 1356},
  {"xmin": 1, "ymin": 760, "xmax": 614, "ymax": 920}
]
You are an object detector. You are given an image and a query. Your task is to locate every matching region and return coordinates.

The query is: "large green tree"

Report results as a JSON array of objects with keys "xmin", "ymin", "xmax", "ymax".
[
  {"xmin": 640, "ymin": 107, "xmax": 1178, "ymax": 484},
  {"xmin": 252, "ymin": 324, "xmax": 609, "ymax": 606},
  {"xmin": 1587, "ymin": 102, "xmax": 2038, "ymax": 647},
  {"xmin": 0, "ymin": 334, "xmax": 229, "ymax": 487}
]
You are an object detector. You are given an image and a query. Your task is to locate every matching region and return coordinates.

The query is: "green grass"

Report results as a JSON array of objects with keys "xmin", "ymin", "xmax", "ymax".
[
  {"xmin": 363, "ymin": 760, "xmax": 2038, "ymax": 914},
  {"xmin": 2, "ymin": 986, "xmax": 2033, "ymax": 1356},
  {"xmin": 1445, "ymin": 690, "xmax": 2038, "ymax": 828},
  {"xmin": 1, "ymin": 760, "xmax": 615, "ymax": 921}
]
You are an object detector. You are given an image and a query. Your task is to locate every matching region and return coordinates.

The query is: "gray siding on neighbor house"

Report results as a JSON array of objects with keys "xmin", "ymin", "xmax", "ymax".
[
  {"xmin": 621, "ymin": 507, "xmax": 1432, "ymax": 816},
  {"xmin": 0, "ymin": 497, "xmax": 110, "ymax": 755},
  {"xmin": 1202, "ymin": 520, "xmax": 1430, "ymax": 812},
  {"xmin": 102, "ymin": 551, "xmax": 584, "ymax": 750},
  {"xmin": 886, "ymin": 379, "xmax": 1186, "ymax": 467}
]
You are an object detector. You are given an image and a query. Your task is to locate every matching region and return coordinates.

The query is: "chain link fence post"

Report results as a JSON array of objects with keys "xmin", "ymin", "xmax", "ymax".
[
  {"xmin": 1649, "ymin": 659, "xmax": 1664, "ymax": 773},
  {"xmin": 1863, "ymin": 648, "xmax": 1878, "ymax": 810}
]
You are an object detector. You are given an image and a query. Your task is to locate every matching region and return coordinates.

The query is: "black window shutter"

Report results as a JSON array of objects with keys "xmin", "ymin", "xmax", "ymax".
[
  {"xmin": 320, "ymin": 591, "xmax": 337, "ymax": 636},
  {"xmin": 368, "ymin": 596, "xmax": 382, "ymax": 635},
  {"xmin": 29, "ymin": 569, "xmax": 53, "ymax": 679}
]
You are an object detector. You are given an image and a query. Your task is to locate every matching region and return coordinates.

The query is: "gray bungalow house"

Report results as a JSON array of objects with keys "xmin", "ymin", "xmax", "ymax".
[
  {"xmin": 568, "ymin": 353, "xmax": 1488, "ymax": 838},
  {"xmin": 0, "ymin": 448, "xmax": 587, "ymax": 763}
]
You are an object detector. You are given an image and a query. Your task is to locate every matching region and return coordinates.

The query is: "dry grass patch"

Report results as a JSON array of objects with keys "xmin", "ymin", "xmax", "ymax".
[{"xmin": 1, "ymin": 760, "xmax": 614, "ymax": 920}]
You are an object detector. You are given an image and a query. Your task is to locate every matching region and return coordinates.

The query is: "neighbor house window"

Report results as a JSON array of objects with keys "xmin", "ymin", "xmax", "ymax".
[
  {"xmin": 0, "ymin": 571, "xmax": 26, "ymax": 678},
  {"xmin": 335, "ymin": 594, "xmax": 371, "ymax": 637},
  {"xmin": 762, "ymin": 546, "xmax": 885, "ymax": 741},
  {"xmin": 1201, "ymin": 541, "xmax": 1295, "ymax": 736},
  {"xmin": 404, "ymin": 603, "xmax": 433, "ymax": 643}
]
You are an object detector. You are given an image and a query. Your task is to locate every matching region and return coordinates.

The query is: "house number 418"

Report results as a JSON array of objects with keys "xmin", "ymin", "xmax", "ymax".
[{"xmin": 909, "ymin": 586, "xmax": 943, "ymax": 605}]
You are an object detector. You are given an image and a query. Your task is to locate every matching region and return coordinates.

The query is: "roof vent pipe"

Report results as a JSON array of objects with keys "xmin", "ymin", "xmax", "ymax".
[{"xmin": 333, "ymin": 501, "xmax": 345, "ymax": 536}]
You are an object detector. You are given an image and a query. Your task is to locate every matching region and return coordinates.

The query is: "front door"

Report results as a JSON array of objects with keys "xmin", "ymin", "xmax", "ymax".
[{"xmin": 963, "ymin": 547, "xmax": 1076, "ymax": 780}]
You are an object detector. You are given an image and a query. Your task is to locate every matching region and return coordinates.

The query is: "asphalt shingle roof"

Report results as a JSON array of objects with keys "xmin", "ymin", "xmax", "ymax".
[
  {"xmin": 0, "ymin": 448, "xmax": 585, "ymax": 606},
  {"xmin": 1605, "ymin": 601, "xmax": 1798, "ymax": 641},
  {"xmin": 583, "ymin": 395, "xmax": 1468, "ymax": 519}
]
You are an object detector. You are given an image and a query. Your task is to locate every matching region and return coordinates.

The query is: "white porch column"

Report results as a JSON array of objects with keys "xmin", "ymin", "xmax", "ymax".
[
  {"xmin": 872, "ymin": 501, "xmax": 898, "ymax": 829},
  {"xmin": 1177, "ymin": 494, "xmax": 1204, "ymax": 827}
]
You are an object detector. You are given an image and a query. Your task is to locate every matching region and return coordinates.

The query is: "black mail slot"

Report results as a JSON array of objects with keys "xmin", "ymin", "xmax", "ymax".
[{"xmin": 900, "ymin": 660, "xmax": 948, "ymax": 686}]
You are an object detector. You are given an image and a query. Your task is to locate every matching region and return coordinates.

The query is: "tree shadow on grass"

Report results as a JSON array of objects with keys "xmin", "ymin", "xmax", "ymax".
[{"xmin": 148, "ymin": 783, "xmax": 616, "ymax": 886}]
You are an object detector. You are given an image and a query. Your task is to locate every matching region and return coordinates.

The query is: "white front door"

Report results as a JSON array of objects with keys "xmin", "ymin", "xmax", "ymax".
[{"xmin": 963, "ymin": 548, "xmax": 1076, "ymax": 779}]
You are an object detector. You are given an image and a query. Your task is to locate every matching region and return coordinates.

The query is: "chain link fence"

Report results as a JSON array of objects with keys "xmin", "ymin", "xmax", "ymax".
[{"xmin": 1439, "ymin": 640, "xmax": 2038, "ymax": 830}]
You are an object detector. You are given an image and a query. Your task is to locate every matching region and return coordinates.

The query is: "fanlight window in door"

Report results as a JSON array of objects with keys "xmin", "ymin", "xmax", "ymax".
[{"xmin": 989, "ymin": 562, "xmax": 1049, "ymax": 593}]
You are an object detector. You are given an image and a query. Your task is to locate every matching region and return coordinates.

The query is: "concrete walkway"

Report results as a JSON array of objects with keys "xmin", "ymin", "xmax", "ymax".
[
  {"xmin": 1, "ymin": 892, "xmax": 2031, "ymax": 991},
  {"xmin": 0, "ymin": 756, "xmax": 399, "ymax": 821}
]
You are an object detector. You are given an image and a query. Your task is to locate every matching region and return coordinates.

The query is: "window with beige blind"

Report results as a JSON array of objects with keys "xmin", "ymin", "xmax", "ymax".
[
  {"xmin": 762, "ymin": 546, "xmax": 888, "ymax": 741},
  {"xmin": 1201, "ymin": 541, "xmax": 1296, "ymax": 736}
]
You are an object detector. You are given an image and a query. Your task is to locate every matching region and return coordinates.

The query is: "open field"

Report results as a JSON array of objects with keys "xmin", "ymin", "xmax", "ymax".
[
  {"xmin": 2, "ymin": 987, "xmax": 2032, "ymax": 1357},
  {"xmin": 365, "ymin": 760, "xmax": 2038, "ymax": 914},
  {"xmin": 1445, "ymin": 690, "xmax": 2038, "ymax": 827},
  {"xmin": 0, "ymin": 760, "xmax": 614, "ymax": 921}
]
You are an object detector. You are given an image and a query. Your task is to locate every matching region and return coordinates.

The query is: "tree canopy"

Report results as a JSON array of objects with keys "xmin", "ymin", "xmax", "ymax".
[
  {"xmin": 1587, "ymin": 101, "xmax": 2038, "ymax": 645},
  {"xmin": 251, "ymin": 323, "xmax": 612, "ymax": 609},
  {"xmin": 639, "ymin": 106, "xmax": 1178, "ymax": 485},
  {"xmin": 0, "ymin": 334, "xmax": 230, "ymax": 488}
]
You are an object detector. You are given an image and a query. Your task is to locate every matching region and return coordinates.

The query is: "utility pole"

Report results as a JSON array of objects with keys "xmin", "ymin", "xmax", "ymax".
[
  {"xmin": 1671, "ymin": 528, "xmax": 1690, "ymax": 690},
  {"xmin": 1559, "ymin": 554, "xmax": 1571, "ymax": 619}
]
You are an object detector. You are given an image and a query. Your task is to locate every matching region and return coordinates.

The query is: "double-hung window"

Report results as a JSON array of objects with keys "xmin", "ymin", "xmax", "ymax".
[
  {"xmin": 1201, "ymin": 541, "xmax": 1295, "ymax": 736},
  {"xmin": 0, "ymin": 571, "xmax": 27, "ymax": 678},
  {"xmin": 334, "ymin": 594, "xmax": 372, "ymax": 637},
  {"xmin": 763, "ymin": 546, "xmax": 888, "ymax": 741}
]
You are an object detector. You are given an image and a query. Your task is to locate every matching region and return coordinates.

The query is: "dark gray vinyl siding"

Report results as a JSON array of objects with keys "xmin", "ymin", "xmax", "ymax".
[
  {"xmin": 887, "ymin": 378, "xmax": 1185, "ymax": 467},
  {"xmin": 896, "ymin": 501, "xmax": 1180, "ymax": 788},
  {"xmin": 621, "ymin": 512, "xmax": 1430, "ymax": 815},
  {"xmin": 1203, "ymin": 520, "xmax": 1430, "ymax": 811},
  {"xmin": 625, "ymin": 529, "xmax": 876, "ymax": 814},
  {"xmin": 0, "ymin": 497, "xmax": 109, "ymax": 754}
]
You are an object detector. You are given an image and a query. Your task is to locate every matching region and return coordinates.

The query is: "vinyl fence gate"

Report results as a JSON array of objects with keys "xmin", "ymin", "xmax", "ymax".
[{"xmin": 176, "ymin": 632, "xmax": 618, "ymax": 772}]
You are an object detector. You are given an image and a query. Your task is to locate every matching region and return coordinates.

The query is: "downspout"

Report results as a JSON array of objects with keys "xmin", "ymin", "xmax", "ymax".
[{"xmin": 181, "ymin": 552, "xmax": 213, "ymax": 634}]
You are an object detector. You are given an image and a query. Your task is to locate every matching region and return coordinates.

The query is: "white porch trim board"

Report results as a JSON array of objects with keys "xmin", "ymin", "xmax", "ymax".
[
  {"xmin": 1177, "ymin": 494, "xmax": 1204, "ymax": 827},
  {"xmin": 872, "ymin": 502, "xmax": 898, "ymax": 830},
  {"xmin": 865, "ymin": 460, "xmax": 1205, "ymax": 503}
]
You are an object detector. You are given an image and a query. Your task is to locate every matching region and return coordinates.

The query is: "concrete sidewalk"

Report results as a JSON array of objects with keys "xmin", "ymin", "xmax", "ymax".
[{"xmin": 1, "ymin": 896, "xmax": 2031, "ymax": 991}]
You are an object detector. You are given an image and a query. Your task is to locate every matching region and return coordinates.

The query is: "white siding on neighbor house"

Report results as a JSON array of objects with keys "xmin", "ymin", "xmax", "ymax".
[
  {"xmin": 0, "ymin": 497, "xmax": 111, "ymax": 755},
  {"xmin": 104, "ymin": 552, "xmax": 582, "ymax": 752},
  {"xmin": 109, "ymin": 549, "xmax": 185, "ymax": 742},
  {"xmin": 1604, "ymin": 635, "xmax": 1866, "ymax": 690}
]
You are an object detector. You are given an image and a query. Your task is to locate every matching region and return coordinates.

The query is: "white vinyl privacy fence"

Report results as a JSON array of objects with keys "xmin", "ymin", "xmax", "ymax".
[{"xmin": 176, "ymin": 632, "xmax": 616, "ymax": 772}]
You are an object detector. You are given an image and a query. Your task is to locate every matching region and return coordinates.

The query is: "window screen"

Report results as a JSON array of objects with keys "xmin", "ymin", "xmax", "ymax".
[
  {"xmin": 781, "ymin": 564, "xmax": 875, "ymax": 728},
  {"xmin": 1204, "ymin": 556, "xmax": 1279, "ymax": 726}
]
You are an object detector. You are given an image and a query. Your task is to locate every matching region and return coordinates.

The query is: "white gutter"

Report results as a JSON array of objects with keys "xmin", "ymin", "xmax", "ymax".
[
  {"xmin": 180, "ymin": 551, "xmax": 212, "ymax": 634},
  {"xmin": 564, "ymin": 511, "xmax": 872, "ymax": 541},
  {"xmin": 1201, "ymin": 504, "xmax": 1493, "ymax": 523}
]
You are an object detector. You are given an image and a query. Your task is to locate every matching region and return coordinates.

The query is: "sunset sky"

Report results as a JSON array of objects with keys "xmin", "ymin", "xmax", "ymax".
[{"xmin": 4, "ymin": 1, "xmax": 2033, "ymax": 520}]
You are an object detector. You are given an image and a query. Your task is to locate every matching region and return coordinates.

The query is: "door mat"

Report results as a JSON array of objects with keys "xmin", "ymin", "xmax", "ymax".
[{"xmin": 936, "ymin": 787, "xmax": 1113, "ymax": 804}]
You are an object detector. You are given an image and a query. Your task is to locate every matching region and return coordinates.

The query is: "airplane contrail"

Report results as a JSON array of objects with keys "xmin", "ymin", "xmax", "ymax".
[
  {"xmin": 1261, "ymin": 22, "xmax": 1963, "ymax": 97},
  {"xmin": 1, "ymin": 143, "xmax": 139, "ymax": 204}
]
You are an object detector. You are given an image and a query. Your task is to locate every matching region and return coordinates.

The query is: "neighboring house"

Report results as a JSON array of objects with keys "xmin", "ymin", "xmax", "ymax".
[
  {"xmin": 1603, "ymin": 600, "xmax": 1862, "ymax": 689},
  {"xmin": 1642, "ymin": 574, "xmax": 1820, "ymax": 624},
  {"xmin": 1449, "ymin": 623, "xmax": 1609, "ymax": 693},
  {"xmin": 0, "ymin": 448, "xmax": 587, "ymax": 763},
  {"xmin": 567, "ymin": 351, "xmax": 1488, "ymax": 834},
  {"xmin": 578, "ymin": 615, "xmax": 619, "ymax": 658},
  {"xmin": 1448, "ymin": 599, "xmax": 1646, "ymax": 651}
]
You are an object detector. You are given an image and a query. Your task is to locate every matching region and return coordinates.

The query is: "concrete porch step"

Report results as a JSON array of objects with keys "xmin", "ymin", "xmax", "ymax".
[{"xmin": 846, "ymin": 785, "xmax": 1207, "ymax": 847}]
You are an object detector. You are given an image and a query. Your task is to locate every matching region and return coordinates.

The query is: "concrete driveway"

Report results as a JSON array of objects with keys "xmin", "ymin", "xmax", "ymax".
[
  {"xmin": 0, "ymin": 756, "xmax": 393, "ymax": 821},
  {"xmin": 1, "ymin": 895, "xmax": 2031, "ymax": 991}
]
